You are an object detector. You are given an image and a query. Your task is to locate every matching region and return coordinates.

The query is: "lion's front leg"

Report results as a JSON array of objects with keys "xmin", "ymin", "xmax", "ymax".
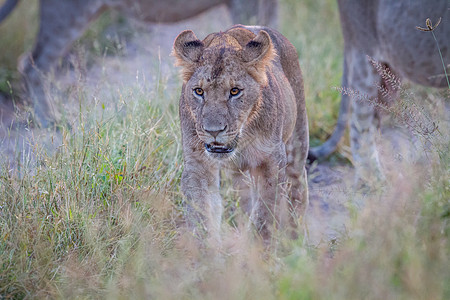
[
  {"xmin": 249, "ymin": 149, "xmax": 289, "ymax": 243},
  {"xmin": 181, "ymin": 158, "xmax": 222, "ymax": 246}
]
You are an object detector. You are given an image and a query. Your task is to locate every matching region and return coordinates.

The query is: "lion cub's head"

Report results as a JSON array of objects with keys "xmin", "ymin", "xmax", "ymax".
[{"xmin": 173, "ymin": 27, "xmax": 276, "ymax": 159}]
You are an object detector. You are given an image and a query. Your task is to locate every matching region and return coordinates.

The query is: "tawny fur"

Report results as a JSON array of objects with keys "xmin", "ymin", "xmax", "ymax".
[{"xmin": 173, "ymin": 25, "xmax": 308, "ymax": 243}]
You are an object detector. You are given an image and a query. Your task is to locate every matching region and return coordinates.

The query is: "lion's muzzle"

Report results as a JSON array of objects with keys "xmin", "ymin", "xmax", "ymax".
[
  {"xmin": 202, "ymin": 123, "xmax": 238, "ymax": 155},
  {"xmin": 203, "ymin": 124, "xmax": 227, "ymax": 139}
]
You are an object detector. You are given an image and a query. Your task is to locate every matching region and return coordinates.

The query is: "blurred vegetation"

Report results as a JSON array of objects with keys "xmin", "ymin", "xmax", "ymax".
[
  {"xmin": 281, "ymin": 0, "xmax": 344, "ymax": 150},
  {"xmin": 0, "ymin": 0, "xmax": 448, "ymax": 298}
]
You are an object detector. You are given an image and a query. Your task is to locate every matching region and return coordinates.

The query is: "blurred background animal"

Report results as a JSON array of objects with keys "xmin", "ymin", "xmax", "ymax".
[
  {"xmin": 0, "ymin": 0, "xmax": 278, "ymax": 126},
  {"xmin": 309, "ymin": 0, "xmax": 449, "ymax": 182}
]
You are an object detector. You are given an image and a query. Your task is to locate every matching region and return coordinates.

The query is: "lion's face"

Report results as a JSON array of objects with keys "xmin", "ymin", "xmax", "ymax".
[
  {"xmin": 174, "ymin": 29, "xmax": 275, "ymax": 159},
  {"xmin": 184, "ymin": 53, "xmax": 262, "ymax": 157}
]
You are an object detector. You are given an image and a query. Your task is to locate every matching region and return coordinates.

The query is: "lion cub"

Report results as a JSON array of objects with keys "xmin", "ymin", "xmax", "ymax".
[{"xmin": 173, "ymin": 25, "xmax": 308, "ymax": 243}]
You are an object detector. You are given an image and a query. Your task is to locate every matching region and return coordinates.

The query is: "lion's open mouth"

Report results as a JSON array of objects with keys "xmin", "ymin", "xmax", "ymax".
[{"xmin": 205, "ymin": 143, "xmax": 234, "ymax": 154}]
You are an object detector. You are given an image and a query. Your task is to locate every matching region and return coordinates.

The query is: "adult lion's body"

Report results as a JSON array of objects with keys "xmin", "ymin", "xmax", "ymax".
[
  {"xmin": 173, "ymin": 25, "xmax": 308, "ymax": 243},
  {"xmin": 0, "ymin": 0, "xmax": 277, "ymax": 126},
  {"xmin": 309, "ymin": 0, "xmax": 449, "ymax": 180}
]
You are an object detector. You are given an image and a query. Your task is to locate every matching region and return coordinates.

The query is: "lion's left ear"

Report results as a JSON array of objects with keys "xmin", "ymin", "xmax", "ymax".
[
  {"xmin": 241, "ymin": 30, "xmax": 276, "ymax": 85},
  {"xmin": 173, "ymin": 30, "xmax": 204, "ymax": 81}
]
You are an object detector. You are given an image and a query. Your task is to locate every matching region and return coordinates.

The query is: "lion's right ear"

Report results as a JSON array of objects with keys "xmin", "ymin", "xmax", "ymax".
[{"xmin": 173, "ymin": 30, "xmax": 204, "ymax": 81}]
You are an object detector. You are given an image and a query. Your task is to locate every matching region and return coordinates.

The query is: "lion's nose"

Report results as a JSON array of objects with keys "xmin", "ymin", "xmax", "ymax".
[{"xmin": 204, "ymin": 124, "xmax": 227, "ymax": 138}]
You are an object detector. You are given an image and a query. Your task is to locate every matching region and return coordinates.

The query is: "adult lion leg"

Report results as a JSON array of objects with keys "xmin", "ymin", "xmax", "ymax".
[
  {"xmin": 347, "ymin": 50, "xmax": 383, "ymax": 183},
  {"xmin": 19, "ymin": 0, "xmax": 105, "ymax": 127},
  {"xmin": 181, "ymin": 159, "xmax": 222, "ymax": 247},
  {"xmin": 229, "ymin": 0, "xmax": 278, "ymax": 28}
]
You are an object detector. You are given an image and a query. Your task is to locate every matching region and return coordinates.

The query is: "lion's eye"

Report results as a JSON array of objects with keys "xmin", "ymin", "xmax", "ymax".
[
  {"xmin": 194, "ymin": 88, "xmax": 204, "ymax": 97},
  {"xmin": 230, "ymin": 87, "xmax": 240, "ymax": 97}
]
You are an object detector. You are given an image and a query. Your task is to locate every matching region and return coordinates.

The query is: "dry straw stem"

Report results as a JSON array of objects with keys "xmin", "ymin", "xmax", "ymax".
[{"xmin": 416, "ymin": 17, "xmax": 450, "ymax": 89}]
